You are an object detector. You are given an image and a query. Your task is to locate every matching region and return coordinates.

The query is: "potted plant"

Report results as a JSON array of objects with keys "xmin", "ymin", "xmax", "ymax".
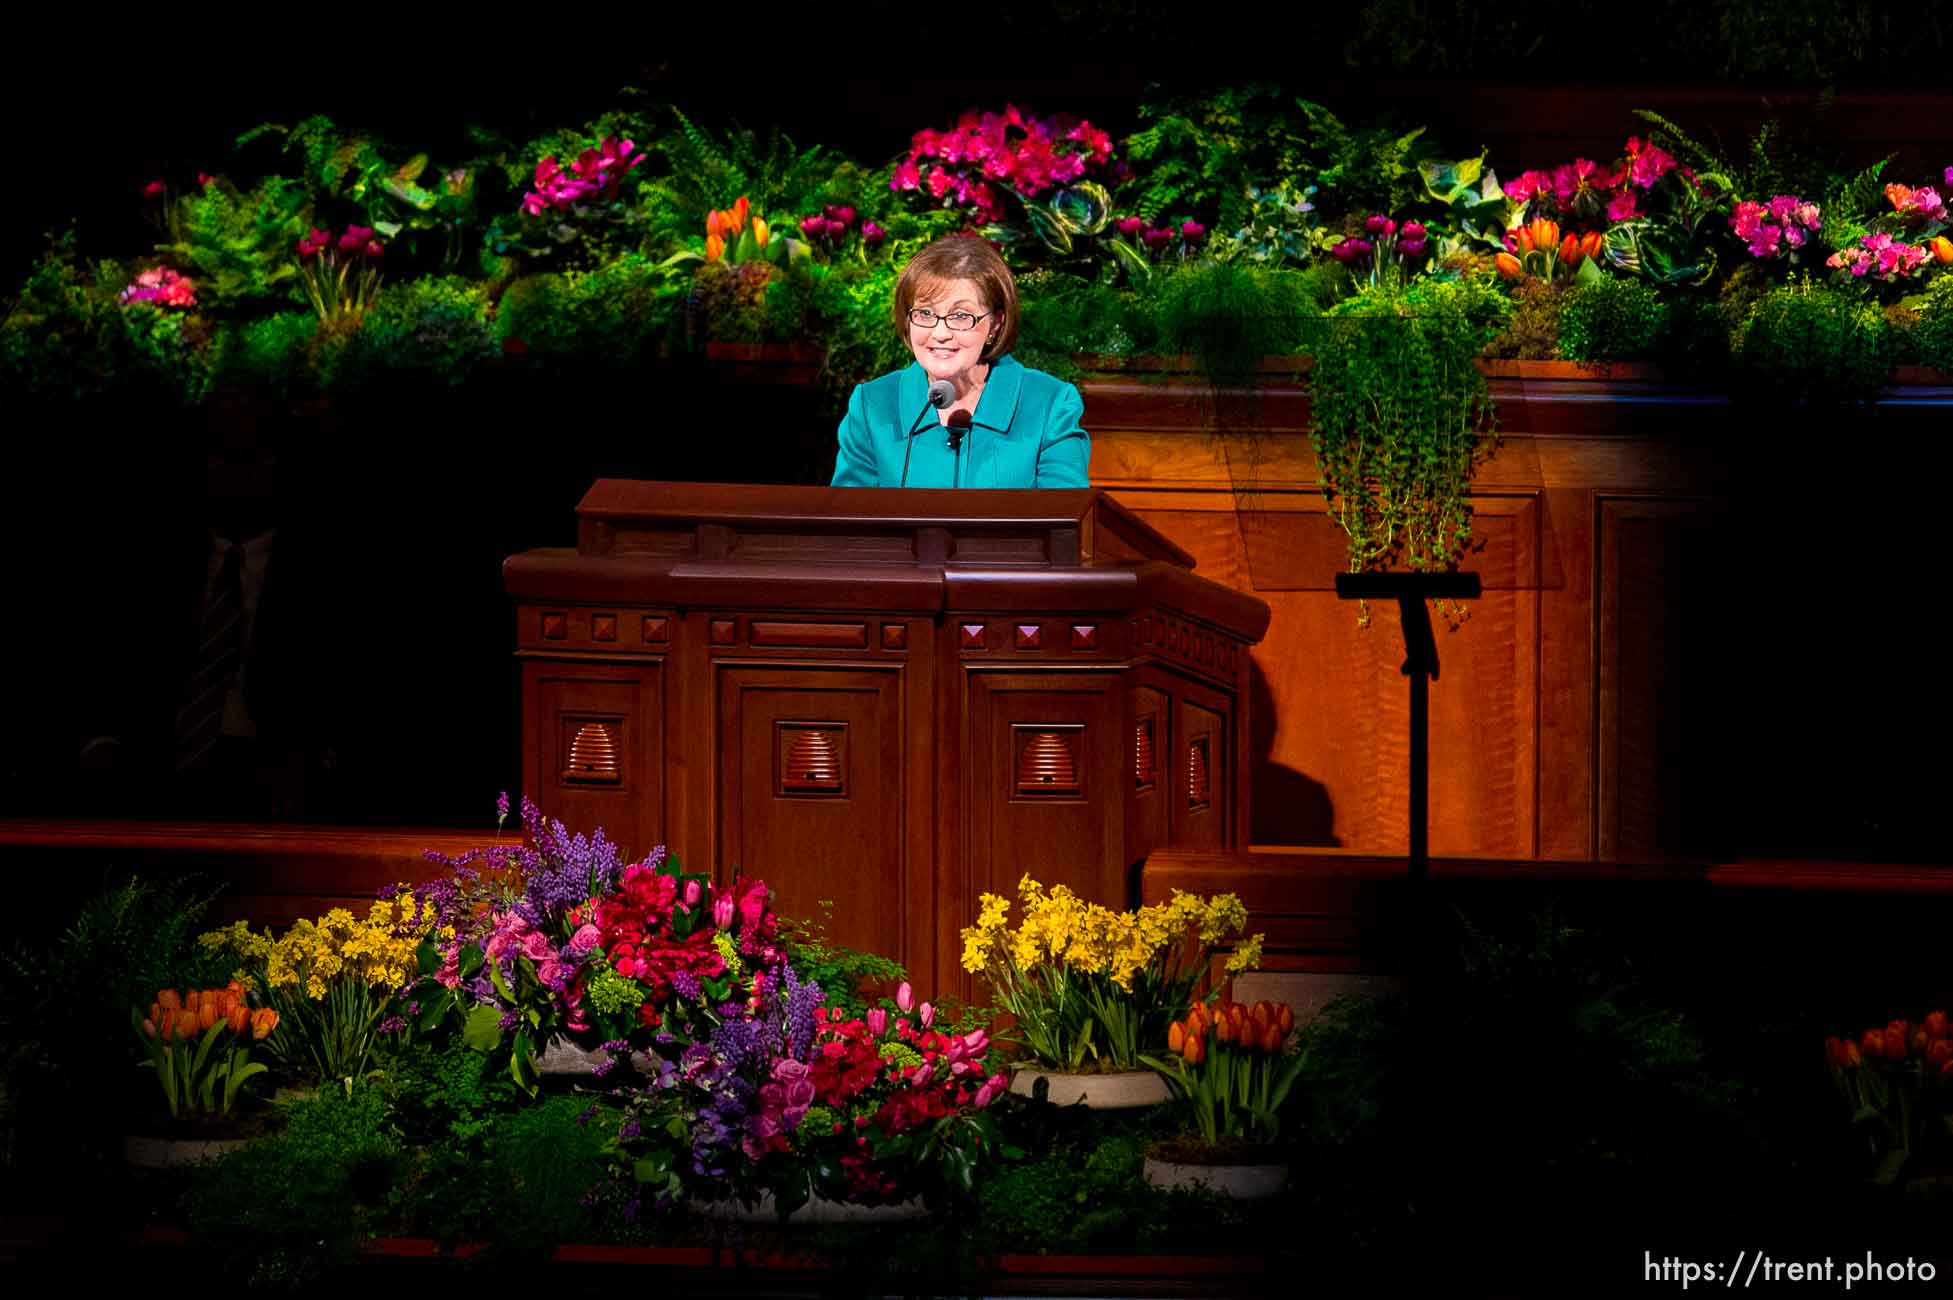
[
  {"xmin": 1824, "ymin": 1009, "xmax": 1953, "ymax": 1190},
  {"xmin": 616, "ymin": 973, "xmax": 1009, "ymax": 1222},
  {"xmin": 125, "ymin": 982, "xmax": 280, "ymax": 1167},
  {"xmin": 959, "ymin": 877, "xmax": 1263, "ymax": 1108},
  {"xmin": 1139, "ymin": 997, "xmax": 1304, "ymax": 1198}
]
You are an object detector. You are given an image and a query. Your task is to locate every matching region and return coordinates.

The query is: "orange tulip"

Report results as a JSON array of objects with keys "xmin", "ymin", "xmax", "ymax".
[
  {"xmin": 1823, "ymin": 1035, "xmax": 1846, "ymax": 1069},
  {"xmin": 706, "ymin": 209, "xmax": 725, "ymax": 241},
  {"xmin": 185, "ymin": 989, "xmax": 203, "ymax": 1014},
  {"xmin": 199, "ymin": 1003, "xmax": 220, "ymax": 1032},
  {"xmin": 752, "ymin": 216, "xmax": 769, "ymax": 247},
  {"xmin": 1925, "ymin": 1010, "xmax": 1948, "ymax": 1039},
  {"xmin": 1252, "ymin": 1001, "xmax": 1274, "ymax": 1027},
  {"xmin": 1843, "ymin": 1040, "xmax": 1863, "ymax": 1067},
  {"xmin": 141, "ymin": 1017, "xmax": 158, "ymax": 1040},
  {"xmin": 1214, "ymin": 1013, "xmax": 1234, "ymax": 1045},
  {"xmin": 1580, "ymin": 231, "xmax": 1604, "ymax": 261},
  {"xmin": 227, "ymin": 1004, "xmax": 251, "ymax": 1035},
  {"xmin": 1168, "ymin": 1021, "xmax": 1185, "ymax": 1054},
  {"xmin": 1276, "ymin": 1005, "xmax": 1295, "ymax": 1035},
  {"xmin": 1558, "ymin": 233, "xmax": 1581, "ymax": 266},
  {"xmin": 1182, "ymin": 1032, "xmax": 1205, "ymax": 1066},
  {"xmin": 1927, "ymin": 1039, "xmax": 1953, "ymax": 1070},
  {"xmin": 705, "ymin": 234, "xmax": 725, "ymax": 262},
  {"xmin": 1495, "ymin": 251, "xmax": 1522, "ymax": 279},
  {"xmin": 157, "ymin": 989, "xmax": 181, "ymax": 1011},
  {"xmin": 732, "ymin": 196, "xmax": 750, "ymax": 232},
  {"xmin": 1888, "ymin": 1019, "xmax": 1910, "ymax": 1045},
  {"xmin": 1934, "ymin": 236, "xmax": 1953, "ymax": 264},
  {"xmin": 251, "ymin": 1008, "xmax": 280, "ymax": 1040},
  {"xmin": 1862, "ymin": 1029, "xmax": 1885, "ymax": 1060}
]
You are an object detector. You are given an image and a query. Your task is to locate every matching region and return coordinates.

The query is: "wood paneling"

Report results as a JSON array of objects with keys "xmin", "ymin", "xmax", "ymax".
[{"xmin": 521, "ymin": 660, "xmax": 664, "ymax": 863}]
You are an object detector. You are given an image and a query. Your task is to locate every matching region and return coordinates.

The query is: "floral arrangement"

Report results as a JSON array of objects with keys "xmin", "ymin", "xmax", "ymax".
[
  {"xmin": 1495, "ymin": 218, "xmax": 1605, "ymax": 282},
  {"xmin": 893, "ymin": 104, "xmax": 1115, "ymax": 225},
  {"xmin": 295, "ymin": 224, "xmax": 386, "ymax": 320},
  {"xmin": 1331, "ymin": 214, "xmax": 1430, "ymax": 286},
  {"xmin": 201, "ymin": 889, "xmax": 435, "ymax": 1087},
  {"xmin": 1823, "ymin": 1008, "xmax": 1953, "ymax": 1184},
  {"xmin": 620, "ymin": 976, "xmax": 1008, "ymax": 1215},
  {"xmin": 520, "ymin": 136, "xmax": 646, "ymax": 217},
  {"xmin": 1143, "ymin": 998, "xmax": 1303, "ymax": 1149},
  {"xmin": 959, "ymin": 876, "xmax": 1262, "ymax": 1073},
  {"xmin": 405, "ymin": 795, "xmax": 787, "ymax": 1093},
  {"xmin": 119, "ymin": 266, "xmax": 198, "ymax": 309},
  {"xmin": 133, "ymin": 982, "xmax": 279, "ymax": 1120}
]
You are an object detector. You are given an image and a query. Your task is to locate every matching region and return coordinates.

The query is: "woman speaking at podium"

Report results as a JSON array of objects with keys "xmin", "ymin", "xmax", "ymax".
[{"xmin": 830, "ymin": 235, "xmax": 1091, "ymax": 488}]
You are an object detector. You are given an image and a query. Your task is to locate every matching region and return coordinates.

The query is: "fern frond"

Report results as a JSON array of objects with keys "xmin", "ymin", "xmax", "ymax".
[
  {"xmin": 1831, "ymin": 156, "xmax": 1892, "ymax": 222},
  {"xmin": 1632, "ymin": 109, "xmax": 1729, "ymax": 177}
]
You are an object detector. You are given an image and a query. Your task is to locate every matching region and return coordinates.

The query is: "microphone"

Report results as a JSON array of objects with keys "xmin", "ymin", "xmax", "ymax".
[
  {"xmin": 945, "ymin": 409, "xmax": 972, "ymax": 452},
  {"xmin": 899, "ymin": 380, "xmax": 958, "ymax": 487}
]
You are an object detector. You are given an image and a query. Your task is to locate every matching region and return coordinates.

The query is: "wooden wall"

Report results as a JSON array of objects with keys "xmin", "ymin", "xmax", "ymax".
[{"xmin": 1086, "ymin": 365, "xmax": 1950, "ymax": 862}]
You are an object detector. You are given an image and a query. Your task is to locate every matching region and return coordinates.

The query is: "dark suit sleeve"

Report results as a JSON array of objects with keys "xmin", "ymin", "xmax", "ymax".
[
  {"xmin": 832, "ymin": 383, "xmax": 881, "ymax": 486},
  {"xmin": 1033, "ymin": 381, "xmax": 1091, "ymax": 488}
]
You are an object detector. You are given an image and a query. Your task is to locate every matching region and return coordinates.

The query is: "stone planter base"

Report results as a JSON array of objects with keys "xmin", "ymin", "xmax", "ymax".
[
  {"xmin": 534, "ymin": 1037, "xmax": 652, "ymax": 1077},
  {"xmin": 1142, "ymin": 1156, "xmax": 1287, "ymax": 1199},
  {"xmin": 1008, "ymin": 1065, "xmax": 1171, "ymax": 1109},
  {"xmin": 125, "ymin": 1135, "xmax": 255, "ymax": 1169},
  {"xmin": 691, "ymin": 1192, "xmax": 928, "ymax": 1224}
]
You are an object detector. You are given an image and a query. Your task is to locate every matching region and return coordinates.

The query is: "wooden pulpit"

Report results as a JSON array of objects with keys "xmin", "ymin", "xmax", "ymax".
[{"xmin": 504, "ymin": 482, "xmax": 1271, "ymax": 994}]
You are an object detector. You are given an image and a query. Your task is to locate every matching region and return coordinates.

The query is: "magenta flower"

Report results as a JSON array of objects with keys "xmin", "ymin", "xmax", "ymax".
[
  {"xmin": 1606, "ymin": 191, "xmax": 1641, "ymax": 222},
  {"xmin": 1365, "ymin": 214, "xmax": 1396, "ymax": 236},
  {"xmin": 1504, "ymin": 170, "xmax": 1551, "ymax": 207},
  {"xmin": 197, "ymin": 172, "xmax": 214, "ymax": 187},
  {"xmin": 918, "ymin": 1001, "xmax": 934, "ymax": 1028},
  {"xmin": 891, "ymin": 161, "xmax": 922, "ymax": 192},
  {"xmin": 571, "ymin": 923, "xmax": 603, "ymax": 954},
  {"xmin": 1627, "ymin": 142, "xmax": 1677, "ymax": 189},
  {"xmin": 1181, "ymin": 220, "xmax": 1206, "ymax": 243},
  {"xmin": 1115, "ymin": 216, "xmax": 1144, "ymax": 237},
  {"xmin": 142, "ymin": 178, "xmax": 166, "ymax": 198},
  {"xmin": 1399, "ymin": 237, "xmax": 1427, "ymax": 259},
  {"xmin": 895, "ymin": 982, "xmax": 913, "ymax": 1012},
  {"xmin": 866, "ymin": 1007, "xmax": 887, "ymax": 1036},
  {"xmin": 1400, "ymin": 221, "xmax": 1426, "ymax": 241},
  {"xmin": 338, "ymin": 225, "xmax": 376, "ymax": 253},
  {"xmin": 1142, "ymin": 226, "xmax": 1173, "ymax": 250},
  {"xmin": 927, "ymin": 166, "xmax": 953, "ymax": 199},
  {"xmin": 824, "ymin": 204, "xmax": 856, "ymax": 226},
  {"xmin": 860, "ymin": 220, "xmax": 885, "ymax": 245}
]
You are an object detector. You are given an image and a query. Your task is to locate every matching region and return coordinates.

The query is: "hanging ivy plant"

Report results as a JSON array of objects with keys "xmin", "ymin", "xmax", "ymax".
[{"xmin": 1307, "ymin": 277, "xmax": 1510, "ymax": 619}]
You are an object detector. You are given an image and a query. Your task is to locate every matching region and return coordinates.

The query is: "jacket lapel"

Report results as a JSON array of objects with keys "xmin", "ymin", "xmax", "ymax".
[{"xmin": 968, "ymin": 356, "xmax": 1023, "ymax": 488}]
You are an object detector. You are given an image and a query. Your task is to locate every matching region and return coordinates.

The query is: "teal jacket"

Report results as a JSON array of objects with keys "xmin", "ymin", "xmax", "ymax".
[{"xmin": 830, "ymin": 354, "xmax": 1091, "ymax": 488}]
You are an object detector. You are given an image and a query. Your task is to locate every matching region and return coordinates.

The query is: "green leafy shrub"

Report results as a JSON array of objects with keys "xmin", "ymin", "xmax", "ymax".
[
  {"xmin": 1015, "ymin": 271, "xmax": 1150, "ymax": 379},
  {"xmin": 1150, "ymin": 262, "xmax": 1314, "ymax": 385},
  {"xmin": 1557, "ymin": 275, "xmax": 1669, "ymax": 362},
  {"xmin": 335, "ymin": 276, "xmax": 496, "ymax": 389},
  {"xmin": 164, "ymin": 176, "xmax": 310, "ymax": 312},
  {"xmin": 0, "ymin": 236, "xmax": 131, "ymax": 399},
  {"xmin": 493, "ymin": 253, "xmax": 684, "ymax": 363},
  {"xmin": 1482, "ymin": 278, "xmax": 1567, "ymax": 359},
  {"xmin": 1731, "ymin": 279, "xmax": 1890, "ymax": 404},
  {"xmin": 186, "ymin": 1083, "xmax": 402, "ymax": 1285},
  {"xmin": 117, "ymin": 301, "xmax": 218, "ymax": 404},
  {"xmin": 778, "ymin": 901, "xmax": 906, "ymax": 1021},
  {"xmin": 1908, "ymin": 274, "xmax": 1953, "ymax": 373},
  {"xmin": 218, "ymin": 310, "xmax": 318, "ymax": 393}
]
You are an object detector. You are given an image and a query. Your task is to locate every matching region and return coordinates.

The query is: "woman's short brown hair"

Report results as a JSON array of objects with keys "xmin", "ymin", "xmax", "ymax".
[{"xmin": 891, "ymin": 234, "xmax": 1020, "ymax": 361}]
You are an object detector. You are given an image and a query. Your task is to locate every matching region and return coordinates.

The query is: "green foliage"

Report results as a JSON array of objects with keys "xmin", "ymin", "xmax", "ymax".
[
  {"xmin": 333, "ymin": 276, "xmax": 496, "ymax": 389},
  {"xmin": 166, "ymin": 176, "xmax": 310, "ymax": 310},
  {"xmin": 1309, "ymin": 278, "xmax": 1506, "ymax": 586},
  {"xmin": 493, "ymin": 253, "xmax": 686, "ymax": 363},
  {"xmin": 186, "ymin": 1084, "xmax": 402, "ymax": 1286},
  {"xmin": 779, "ymin": 900, "xmax": 906, "ymax": 1021},
  {"xmin": 1210, "ymin": 181, "xmax": 1324, "ymax": 269},
  {"xmin": 1149, "ymin": 262, "xmax": 1314, "ymax": 387},
  {"xmin": 687, "ymin": 260, "xmax": 788, "ymax": 343},
  {"xmin": 1124, "ymin": 85, "xmax": 1315, "ymax": 232},
  {"xmin": 1482, "ymin": 278, "xmax": 1566, "ymax": 360},
  {"xmin": 1291, "ymin": 99, "xmax": 1431, "ymax": 221},
  {"xmin": 1557, "ymin": 275, "xmax": 1669, "ymax": 362},
  {"xmin": 1014, "ymin": 271, "xmax": 1152, "ymax": 379},
  {"xmin": 804, "ymin": 259, "xmax": 912, "ymax": 399},
  {"xmin": 1907, "ymin": 275, "xmax": 1953, "ymax": 373},
  {"xmin": 1731, "ymin": 278, "xmax": 1891, "ymax": 404},
  {"xmin": 644, "ymin": 109, "xmax": 851, "ymax": 248},
  {"xmin": 217, "ymin": 310, "xmax": 317, "ymax": 393},
  {"xmin": 0, "ymin": 235, "xmax": 132, "ymax": 399},
  {"xmin": 116, "ymin": 301, "xmax": 217, "ymax": 404}
]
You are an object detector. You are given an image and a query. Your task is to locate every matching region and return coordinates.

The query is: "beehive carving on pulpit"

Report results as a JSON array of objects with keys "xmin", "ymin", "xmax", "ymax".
[{"xmin": 506, "ymin": 483, "xmax": 1270, "ymax": 993}]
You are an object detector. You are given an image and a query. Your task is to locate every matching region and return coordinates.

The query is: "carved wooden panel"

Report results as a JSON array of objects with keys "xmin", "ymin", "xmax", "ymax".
[
  {"xmin": 967, "ymin": 673, "xmax": 1124, "ymax": 912},
  {"xmin": 717, "ymin": 666, "xmax": 905, "ymax": 966},
  {"xmin": 1598, "ymin": 497, "xmax": 1727, "ymax": 861},
  {"xmin": 524, "ymin": 660, "xmax": 663, "ymax": 863},
  {"xmin": 1171, "ymin": 695, "xmax": 1227, "ymax": 847}
]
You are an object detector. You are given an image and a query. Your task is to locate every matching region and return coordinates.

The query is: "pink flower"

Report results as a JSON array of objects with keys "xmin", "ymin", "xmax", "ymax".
[
  {"xmin": 866, "ymin": 1008, "xmax": 887, "ymax": 1036},
  {"xmin": 1606, "ymin": 191, "xmax": 1642, "ymax": 222},
  {"xmin": 521, "ymin": 930, "xmax": 553, "ymax": 962},
  {"xmin": 1142, "ymin": 226, "xmax": 1173, "ymax": 250},
  {"xmin": 712, "ymin": 894, "xmax": 735, "ymax": 930},
  {"xmin": 895, "ymin": 982, "xmax": 913, "ymax": 1012},
  {"xmin": 1400, "ymin": 221, "xmax": 1427, "ymax": 240},
  {"xmin": 338, "ymin": 225, "xmax": 376, "ymax": 253},
  {"xmin": 682, "ymin": 879, "xmax": 701, "ymax": 907},
  {"xmin": 927, "ymin": 166, "xmax": 953, "ymax": 199},
  {"xmin": 142, "ymin": 179, "xmax": 166, "ymax": 198},
  {"xmin": 197, "ymin": 172, "xmax": 214, "ymax": 187},
  {"xmin": 1181, "ymin": 220, "xmax": 1206, "ymax": 243},
  {"xmin": 860, "ymin": 221, "xmax": 885, "ymax": 245},
  {"xmin": 1115, "ymin": 216, "xmax": 1144, "ymax": 237},
  {"xmin": 909, "ymin": 1064, "xmax": 932, "ymax": 1088},
  {"xmin": 918, "ymin": 1002, "xmax": 934, "ymax": 1028},
  {"xmin": 1364, "ymin": 214, "xmax": 1396, "ymax": 236},
  {"xmin": 824, "ymin": 204, "xmax": 855, "ymax": 226},
  {"xmin": 1399, "ymin": 237, "xmax": 1427, "ymax": 259},
  {"xmin": 891, "ymin": 160, "xmax": 921, "ymax": 191},
  {"xmin": 1629, "ymin": 143, "xmax": 1677, "ymax": 189},
  {"xmin": 1504, "ymin": 170, "xmax": 1551, "ymax": 206},
  {"xmin": 974, "ymin": 1082, "xmax": 998, "ymax": 1109},
  {"xmin": 571, "ymin": 923, "xmax": 602, "ymax": 954}
]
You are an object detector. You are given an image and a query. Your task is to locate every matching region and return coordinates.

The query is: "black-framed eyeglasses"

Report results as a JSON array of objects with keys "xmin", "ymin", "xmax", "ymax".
[{"xmin": 909, "ymin": 308, "xmax": 990, "ymax": 332}]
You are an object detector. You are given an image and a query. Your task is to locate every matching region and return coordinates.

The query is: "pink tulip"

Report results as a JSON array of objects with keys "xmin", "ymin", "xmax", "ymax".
[
  {"xmin": 918, "ymin": 1002, "xmax": 934, "ymax": 1028},
  {"xmin": 683, "ymin": 879, "xmax": 701, "ymax": 906},
  {"xmin": 974, "ymin": 1082, "xmax": 998, "ymax": 1109},
  {"xmin": 910, "ymin": 1064, "xmax": 933, "ymax": 1087},
  {"xmin": 896, "ymin": 982, "xmax": 913, "ymax": 1012},
  {"xmin": 861, "ymin": 221, "xmax": 885, "ymax": 245},
  {"xmin": 1181, "ymin": 220, "xmax": 1206, "ymax": 243},
  {"xmin": 1116, "ymin": 216, "xmax": 1145, "ymax": 237},
  {"xmin": 713, "ymin": 895, "xmax": 735, "ymax": 930},
  {"xmin": 866, "ymin": 1008, "xmax": 887, "ymax": 1036}
]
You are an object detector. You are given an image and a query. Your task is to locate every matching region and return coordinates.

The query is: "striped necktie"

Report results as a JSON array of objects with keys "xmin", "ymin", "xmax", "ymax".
[{"xmin": 174, "ymin": 542, "xmax": 246, "ymax": 774}]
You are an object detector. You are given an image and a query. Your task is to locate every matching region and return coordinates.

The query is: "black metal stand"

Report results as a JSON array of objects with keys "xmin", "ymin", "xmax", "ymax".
[{"xmin": 1333, "ymin": 571, "xmax": 1482, "ymax": 889}]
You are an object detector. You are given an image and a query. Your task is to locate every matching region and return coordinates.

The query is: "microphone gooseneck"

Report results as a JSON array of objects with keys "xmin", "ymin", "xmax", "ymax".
[{"xmin": 899, "ymin": 380, "xmax": 959, "ymax": 487}]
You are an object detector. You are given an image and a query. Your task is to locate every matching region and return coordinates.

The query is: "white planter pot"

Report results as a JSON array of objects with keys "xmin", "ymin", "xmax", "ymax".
[
  {"xmin": 692, "ymin": 1192, "xmax": 929, "ymax": 1224},
  {"xmin": 1142, "ymin": 1155, "xmax": 1288, "ymax": 1199},
  {"xmin": 1008, "ymin": 1065, "xmax": 1171, "ymax": 1110}
]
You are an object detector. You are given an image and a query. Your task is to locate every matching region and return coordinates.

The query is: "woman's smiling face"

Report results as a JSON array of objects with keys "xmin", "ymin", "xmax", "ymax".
[{"xmin": 907, "ymin": 277, "xmax": 996, "ymax": 388}]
